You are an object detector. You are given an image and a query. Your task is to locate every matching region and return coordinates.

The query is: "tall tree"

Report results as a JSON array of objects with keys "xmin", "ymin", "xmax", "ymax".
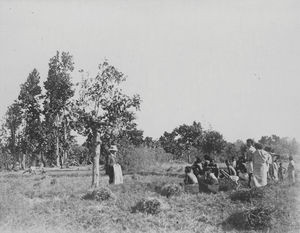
[
  {"xmin": 18, "ymin": 69, "xmax": 42, "ymax": 168},
  {"xmin": 201, "ymin": 130, "xmax": 226, "ymax": 156},
  {"xmin": 0, "ymin": 121, "xmax": 12, "ymax": 169},
  {"xmin": 73, "ymin": 61, "xmax": 140, "ymax": 187},
  {"xmin": 5, "ymin": 101, "xmax": 23, "ymax": 168},
  {"xmin": 43, "ymin": 51, "xmax": 74, "ymax": 167},
  {"xmin": 159, "ymin": 121, "xmax": 203, "ymax": 161}
]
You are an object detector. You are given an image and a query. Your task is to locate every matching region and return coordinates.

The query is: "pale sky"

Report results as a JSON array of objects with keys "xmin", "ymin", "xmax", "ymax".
[{"xmin": 0, "ymin": 0, "xmax": 300, "ymax": 143}]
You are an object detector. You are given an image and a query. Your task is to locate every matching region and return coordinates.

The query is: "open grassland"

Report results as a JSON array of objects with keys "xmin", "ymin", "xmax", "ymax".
[{"xmin": 0, "ymin": 163, "xmax": 299, "ymax": 233}]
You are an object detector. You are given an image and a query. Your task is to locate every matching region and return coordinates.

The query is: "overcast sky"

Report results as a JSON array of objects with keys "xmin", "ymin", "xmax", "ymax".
[{"xmin": 0, "ymin": 0, "xmax": 300, "ymax": 143}]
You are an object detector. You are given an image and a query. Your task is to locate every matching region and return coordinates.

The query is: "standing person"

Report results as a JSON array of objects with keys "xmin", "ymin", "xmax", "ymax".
[
  {"xmin": 287, "ymin": 156, "xmax": 296, "ymax": 185},
  {"xmin": 107, "ymin": 145, "xmax": 123, "ymax": 184},
  {"xmin": 232, "ymin": 157, "xmax": 237, "ymax": 169},
  {"xmin": 264, "ymin": 147, "xmax": 273, "ymax": 180},
  {"xmin": 251, "ymin": 143, "xmax": 272, "ymax": 187},
  {"xmin": 246, "ymin": 139, "xmax": 255, "ymax": 188},
  {"xmin": 278, "ymin": 162, "xmax": 286, "ymax": 182},
  {"xmin": 270, "ymin": 155, "xmax": 279, "ymax": 182}
]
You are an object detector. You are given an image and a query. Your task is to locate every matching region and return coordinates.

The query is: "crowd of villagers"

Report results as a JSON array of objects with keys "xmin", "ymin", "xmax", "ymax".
[
  {"xmin": 184, "ymin": 139, "xmax": 297, "ymax": 193},
  {"xmin": 100, "ymin": 139, "xmax": 296, "ymax": 190}
]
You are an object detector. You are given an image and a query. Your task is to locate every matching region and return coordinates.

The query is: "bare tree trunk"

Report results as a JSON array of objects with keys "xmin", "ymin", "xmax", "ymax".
[
  {"xmin": 20, "ymin": 153, "xmax": 26, "ymax": 170},
  {"xmin": 56, "ymin": 135, "xmax": 60, "ymax": 167},
  {"xmin": 62, "ymin": 151, "xmax": 67, "ymax": 167},
  {"xmin": 41, "ymin": 151, "xmax": 46, "ymax": 167},
  {"xmin": 4, "ymin": 152, "xmax": 9, "ymax": 170},
  {"xmin": 11, "ymin": 131, "xmax": 17, "ymax": 169},
  {"xmin": 62, "ymin": 118, "xmax": 67, "ymax": 167},
  {"xmin": 91, "ymin": 130, "xmax": 101, "ymax": 188}
]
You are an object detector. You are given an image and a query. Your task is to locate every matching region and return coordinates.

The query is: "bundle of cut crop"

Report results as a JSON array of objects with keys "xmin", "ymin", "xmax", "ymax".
[
  {"xmin": 132, "ymin": 198, "xmax": 161, "ymax": 215},
  {"xmin": 160, "ymin": 183, "xmax": 182, "ymax": 198},
  {"xmin": 82, "ymin": 187, "xmax": 116, "ymax": 202}
]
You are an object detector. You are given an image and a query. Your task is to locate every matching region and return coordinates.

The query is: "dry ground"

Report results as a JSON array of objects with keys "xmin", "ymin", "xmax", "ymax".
[{"xmin": 0, "ymin": 162, "xmax": 299, "ymax": 233}]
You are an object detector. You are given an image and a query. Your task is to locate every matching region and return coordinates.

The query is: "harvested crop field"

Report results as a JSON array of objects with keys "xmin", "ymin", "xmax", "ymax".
[{"xmin": 0, "ymin": 165, "xmax": 299, "ymax": 233}]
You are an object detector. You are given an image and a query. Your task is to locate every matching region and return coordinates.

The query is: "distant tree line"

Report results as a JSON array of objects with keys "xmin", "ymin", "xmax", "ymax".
[{"xmin": 158, "ymin": 121, "xmax": 299, "ymax": 162}]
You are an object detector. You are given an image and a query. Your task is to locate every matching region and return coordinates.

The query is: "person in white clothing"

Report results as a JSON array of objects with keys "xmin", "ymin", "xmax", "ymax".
[
  {"xmin": 288, "ymin": 156, "xmax": 296, "ymax": 185},
  {"xmin": 251, "ymin": 143, "xmax": 272, "ymax": 187},
  {"xmin": 107, "ymin": 145, "xmax": 123, "ymax": 184}
]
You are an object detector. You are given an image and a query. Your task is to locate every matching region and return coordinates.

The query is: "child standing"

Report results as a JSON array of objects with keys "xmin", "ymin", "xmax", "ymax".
[
  {"xmin": 287, "ymin": 156, "xmax": 296, "ymax": 185},
  {"xmin": 278, "ymin": 162, "xmax": 286, "ymax": 182}
]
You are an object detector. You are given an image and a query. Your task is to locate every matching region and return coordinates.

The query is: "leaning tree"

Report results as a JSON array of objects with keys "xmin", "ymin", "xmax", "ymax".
[{"xmin": 73, "ymin": 61, "xmax": 140, "ymax": 187}]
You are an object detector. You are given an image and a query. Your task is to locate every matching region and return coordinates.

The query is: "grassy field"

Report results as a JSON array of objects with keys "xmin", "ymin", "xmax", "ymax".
[{"xmin": 0, "ymin": 162, "xmax": 299, "ymax": 233}]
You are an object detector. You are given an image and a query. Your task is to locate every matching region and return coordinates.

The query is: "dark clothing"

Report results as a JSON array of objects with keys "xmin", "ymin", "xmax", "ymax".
[
  {"xmin": 107, "ymin": 153, "xmax": 117, "ymax": 184},
  {"xmin": 107, "ymin": 165, "xmax": 114, "ymax": 184},
  {"xmin": 236, "ymin": 157, "xmax": 247, "ymax": 174},
  {"xmin": 202, "ymin": 162, "xmax": 219, "ymax": 178},
  {"xmin": 248, "ymin": 173, "xmax": 253, "ymax": 188},
  {"xmin": 191, "ymin": 162, "xmax": 205, "ymax": 176},
  {"xmin": 198, "ymin": 173, "xmax": 219, "ymax": 194}
]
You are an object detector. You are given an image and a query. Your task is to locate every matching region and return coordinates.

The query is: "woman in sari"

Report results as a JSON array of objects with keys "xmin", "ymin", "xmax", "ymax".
[
  {"xmin": 107, "ymin": 145, "xmax": 123, "ymax": 184},
  {"xmin": 251, "ymin": 143, "xmax": 272, "ymax": 188}
]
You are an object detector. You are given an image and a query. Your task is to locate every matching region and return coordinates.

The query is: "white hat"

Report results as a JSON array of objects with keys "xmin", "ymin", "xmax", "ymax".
[{"xmin": 109, "ymin": 145, "xmax": 118, "ymax": 152}]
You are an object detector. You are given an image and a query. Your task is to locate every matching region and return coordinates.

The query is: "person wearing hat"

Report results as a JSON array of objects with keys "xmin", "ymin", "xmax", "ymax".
[{"xmin": 107, "ymin": 145, "xmax": 123, "ymax": 184}]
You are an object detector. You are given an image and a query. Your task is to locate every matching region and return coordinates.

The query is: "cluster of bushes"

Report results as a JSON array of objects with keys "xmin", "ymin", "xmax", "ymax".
[{"xmin": 117, "ymin": 145, "xmax": 172, "ymax": 173}]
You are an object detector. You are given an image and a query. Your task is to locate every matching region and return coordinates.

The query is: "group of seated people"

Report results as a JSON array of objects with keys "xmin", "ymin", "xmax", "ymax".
[
  {"xmin": 184, "ymin": 156, "xmax": 239, "ymax": 193},
  {"xmin": 184, "ymin": 138, "xmax": 297, "ymax": 193}
]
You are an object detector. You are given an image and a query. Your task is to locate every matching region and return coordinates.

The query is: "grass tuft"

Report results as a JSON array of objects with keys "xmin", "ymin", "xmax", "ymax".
[
  {"xmin": 82, "ymin": 187, "xmax": 116, "ymax": 202},
  {"xmin": 132, "ymin": 198, "xmax": 161, "ymax": 215},
  {"xmin": 160, "ymin": 183, "xmax": 182, "ymax": 198}
]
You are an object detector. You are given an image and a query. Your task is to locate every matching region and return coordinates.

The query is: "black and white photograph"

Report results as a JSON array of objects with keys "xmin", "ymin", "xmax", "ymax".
[{"xmin": 0, "ymin": 0, "xmax": 299, "ymax": 232}]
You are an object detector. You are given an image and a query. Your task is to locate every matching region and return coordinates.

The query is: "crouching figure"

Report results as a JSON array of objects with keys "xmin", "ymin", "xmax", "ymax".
[
  {"xmin": 198, "ymin": 169, "xmax": 219, "ymax": 194},
  {"xmin": 184, "ymin": 166, "xmax": 198, "ymax": 185}
]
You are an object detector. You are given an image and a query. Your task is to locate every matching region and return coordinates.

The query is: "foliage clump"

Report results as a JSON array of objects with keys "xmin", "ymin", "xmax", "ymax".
[
  {"xmin": 132, "ymin": 198, "xmax": 161, "ymax": 215},
  {"xmin": 160, "ymin": 183, "xmax": 182, "ymax": 198},
  {"xmin": 226, "ymin": 206, "xmax": 276, "ymax": 230},
  {"xmin": 230, "ymin": 187, "xmax": 264, "ymax": 202},
  {"xmin": 82, "ymin": 187, "xmax": 115, "ymax": 202},
  {"xmin": 218, "ymin": 178, "xmax": 239, "ymax": 192},
  {"xmin": 245, "ymin": 207, "xmax": 275, "ymax": 229}
]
